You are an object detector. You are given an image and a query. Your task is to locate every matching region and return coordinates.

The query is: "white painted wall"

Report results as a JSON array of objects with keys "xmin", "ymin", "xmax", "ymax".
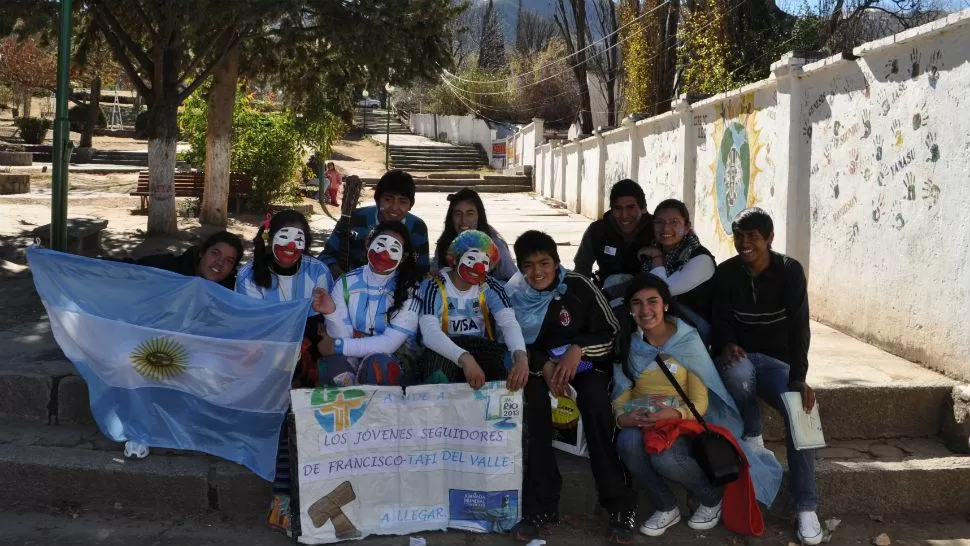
[
  {"xmin": 527, "ymin": 10, "xmax": 970, "ymax": 381},
  {"xmin": 410, "ymin": 114, "xmax": 495, "ymax": 162}
]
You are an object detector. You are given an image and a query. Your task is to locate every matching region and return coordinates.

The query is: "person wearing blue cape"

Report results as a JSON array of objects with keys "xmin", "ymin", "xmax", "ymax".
[
  {"xmin": 505, "ymin": 231, "xmax": 638, "ymax": 544},
  {"xmin": 612, "ymin": 273, "xmax": 782, "ymax": 538}
]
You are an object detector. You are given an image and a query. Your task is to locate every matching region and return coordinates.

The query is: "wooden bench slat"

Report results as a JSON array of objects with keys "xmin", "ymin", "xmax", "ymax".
[{"xmin": 130, "ymin": 171, "xmax": 255, "ymax": 212}]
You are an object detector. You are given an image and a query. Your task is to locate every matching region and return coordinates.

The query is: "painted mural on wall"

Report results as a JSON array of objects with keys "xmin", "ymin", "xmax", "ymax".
[
  {"xmin": 806, "ymin": 42, "xmax": 953, "ymax": 249},
  {"xmin": 709, "ymin": 94, "xmax": 765, "ymax": 239}
]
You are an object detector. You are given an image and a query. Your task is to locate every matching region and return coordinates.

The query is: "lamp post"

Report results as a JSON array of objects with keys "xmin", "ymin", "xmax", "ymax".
[
  {"xmin": 361, "ymin": 89, "xmax": 369, "ymax": 134},
  {"xmin": 51, "ymin": 0, "xmax": 74, "ymax": 251},
  {"xmin": 384, "ymin": 83, "xmax": 395, "ymax": 171}
]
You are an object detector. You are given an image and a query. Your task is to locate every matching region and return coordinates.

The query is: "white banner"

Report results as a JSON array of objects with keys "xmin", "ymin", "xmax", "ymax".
[{"xmin": 292, "ymin": 382, "xmax": 523, "ymax": 544}]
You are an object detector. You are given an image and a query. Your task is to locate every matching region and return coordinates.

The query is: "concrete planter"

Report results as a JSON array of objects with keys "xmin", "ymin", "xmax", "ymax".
[
  {"xmin": 0, "ymin": 151, "xmax": 32, "ymax": 166},
  {"xmin": 0, "ymin": 173, "xmax": 30, "ymax": 194}
]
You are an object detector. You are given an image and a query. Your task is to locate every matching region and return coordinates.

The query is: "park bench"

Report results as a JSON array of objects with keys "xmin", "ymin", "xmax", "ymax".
[
  {"xmin": 130, "ymin": 170, "xmax": 254, "ymax": 213},
  {"xmin": 33, "ymin": 217, "xmax": 108, "ymax": 257}
]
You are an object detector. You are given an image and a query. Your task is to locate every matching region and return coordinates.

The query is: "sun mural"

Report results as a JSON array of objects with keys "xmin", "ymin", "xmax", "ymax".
[
  {"xmin": 709, "ymin": 94, "xmax": 764, "ymax": 241},
  {"xmin": 130, "ymin": 337, "xmax": 189, "ymax": 381}
]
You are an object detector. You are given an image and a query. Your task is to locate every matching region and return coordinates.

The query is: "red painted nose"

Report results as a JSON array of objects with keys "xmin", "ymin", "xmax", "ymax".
[
  {"xmin": 285, "ymin": 242, "xmax": 297, "ymax": 250},
  {"xmin": 473, "ymin": 263, "xmax": 487, "ymax": 275}
]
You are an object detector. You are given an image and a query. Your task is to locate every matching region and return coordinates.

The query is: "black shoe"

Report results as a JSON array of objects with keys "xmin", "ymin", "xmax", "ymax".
[
  {"xmin": 607, "ymin": 510, "xmax": 637, "ymax": 544},
  {"xmin": 511, "ymin": 513, "xmax": 558, "ymax": 542}
]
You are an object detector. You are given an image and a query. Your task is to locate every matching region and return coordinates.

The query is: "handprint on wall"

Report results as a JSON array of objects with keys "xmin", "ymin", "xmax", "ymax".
[
  {"xmin": 922, "ymin": 180, "xmax": 941, "ymax": 209},
  {"xmin": 891, "ymin": 119, "xmax": 903, "ymax": 147},
  {"xmin": 924, "ymin": 132, "xmax": 940, "ymax": 162},
  {"xmin": 874, "ymin": 135, "xmax": 884, "ymax": 161},
  {"xmin": 911, "ymin": 101, "xmax": 929, "ymax": 130},
  {"xmin": 830, "ymin": 172, "xmax": 841, "ymax": 199},
  {"xmin": 927, "ymin": 50, "xmax": 943, "ymax": 88},
  {"xmin": 885, "ymin": 58, "xmax": 899, "ymax": 79},
  {"xmin": 861, "ymin": 109, "xmax": 871, "ymax": 139},
  {"xmin": 910, "ymin": 48, "xmax": 922, "ymax": 78},
  {"xmin": 903, "ymin": 172, "xmax": 917, "ymax": 201}
]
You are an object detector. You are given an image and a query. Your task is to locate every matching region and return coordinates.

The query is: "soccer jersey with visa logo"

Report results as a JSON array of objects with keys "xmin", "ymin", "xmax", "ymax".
[{"xmin": 413, "ymin": 269, "xmax": 511, "ymax": 339}]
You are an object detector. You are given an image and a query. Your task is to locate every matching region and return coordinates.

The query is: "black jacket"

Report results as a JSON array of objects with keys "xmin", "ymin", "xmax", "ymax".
[
  {"xmin": 527, "ymin": 271, "xmax": 620, "ymax": 372},
  {"xmin": 573, "ymin": 211, "xmax": 654, "ymax": 285},
  {"xmin": 711, "ymin": 251, "xmax": 811, "ymax": 389}
]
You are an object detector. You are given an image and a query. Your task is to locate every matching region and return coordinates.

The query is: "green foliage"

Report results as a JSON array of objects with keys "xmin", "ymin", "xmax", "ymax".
[
  {"xmin": 679, "ymin": 1, "xmax": 737, "ymax": 95},
  {"xmin": 619, "ymin": 1, "xmax": 656, "ymax": 115},
  {"xmin": 178, "ymin": 88, "xmax": 308, "ymax": 212},
  {"xmin": 68, "ymin": 104, "xmax": 107, "ymax": 133},
  {"xmin": 13, "ymin": 116, "xmax": 51, "ymax": 144}
]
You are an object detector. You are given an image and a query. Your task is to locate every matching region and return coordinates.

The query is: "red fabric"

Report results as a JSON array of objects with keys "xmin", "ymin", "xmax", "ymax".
[
  {"xmin": 642, "ymin": 419, "xmax": 764, "ymax": 537},
  {"xmin": 325, "ymin": 185, "xmax": 339, "ymax": 205}
]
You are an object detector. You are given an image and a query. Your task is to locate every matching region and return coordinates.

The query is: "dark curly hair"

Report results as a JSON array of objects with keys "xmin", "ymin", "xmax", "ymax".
[{"xmin": 251, "ymin": 209, "xmax": 313, "ymax": 289}]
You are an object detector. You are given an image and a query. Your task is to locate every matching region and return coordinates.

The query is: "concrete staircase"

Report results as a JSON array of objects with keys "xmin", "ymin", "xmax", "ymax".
[
  {"xmin": 25, "ymin": 145, "xmax": 148, "ymax": 167},
  {"xmin": 363, "ymin": 173, "xmax": 531, "ymax": 193},
  {"xmin": 1, "ymin": 273, "xmax": 968, "ymax": 522},
  {"xmin": 355, "ymin": 107, "xmax": 410, "ymax": 135},
  {"xmin": 388, "ymin": 145, "xmax": 489, "ymax": 172}
]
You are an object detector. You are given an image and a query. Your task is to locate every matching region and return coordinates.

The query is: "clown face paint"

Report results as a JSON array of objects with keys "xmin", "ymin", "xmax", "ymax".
[
  {"xmin": 272, "ymin": 226, "xmax": 305, "ymax": 268},
  {"xmin": 367, "ymin": 233, "xmax": 404, "ymax": 274},
  {"xmin": 456, "ymin": 248, "xmax": 491, "ymax": 285}
]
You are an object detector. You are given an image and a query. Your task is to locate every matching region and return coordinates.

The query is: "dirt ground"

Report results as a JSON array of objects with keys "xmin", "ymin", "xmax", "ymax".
[{"xmin": 0, "ymin": 125, "xmax": 384, "ymax": 273}]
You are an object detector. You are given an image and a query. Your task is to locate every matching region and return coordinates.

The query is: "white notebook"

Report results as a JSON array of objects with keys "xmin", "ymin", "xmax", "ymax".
[{"xmin": 781, "ymin": 392, "xmax": 826, "ymax": 450}]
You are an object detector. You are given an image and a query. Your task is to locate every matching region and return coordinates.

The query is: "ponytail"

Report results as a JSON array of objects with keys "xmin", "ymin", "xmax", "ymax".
[{"xmin": 252, "ymin": 219, "xmax": 272, "ymax": 289}]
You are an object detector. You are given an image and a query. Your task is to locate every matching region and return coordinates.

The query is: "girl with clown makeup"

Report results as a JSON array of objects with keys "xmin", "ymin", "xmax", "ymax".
[
  {"xmin": 310, "ymin": 222, "xmax": 423, "ymax": 387},
  {"xmin": 411, "ymin": 230, "xmax": 529, "ymax": 391},
  {"xmin": 234, "ymin": 209, "xmax": 334, "ymax": 534},
  {"xmin": 236, "ymin": 210, "xmax": 337, "ymax": 389}
]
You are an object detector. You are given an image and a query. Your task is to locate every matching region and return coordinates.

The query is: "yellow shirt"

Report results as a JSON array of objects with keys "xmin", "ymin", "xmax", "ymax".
[{"xmin": 613, "ymin": 357, "xmax": 708, "ymax": 421}]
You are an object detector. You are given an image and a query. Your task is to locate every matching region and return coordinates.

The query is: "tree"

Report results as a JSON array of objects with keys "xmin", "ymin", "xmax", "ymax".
[
  {"xmin": 478, "ymin": 0, "xmax": 507, "ymax": 70},
  {"xmin": 587, "ymin": 0, "xmax": 621, "ymax": 127},
  {"xmin": 81, "ymin": 0, "xmax": 281, "ymax": 235},
  {"xmin": 515, "ymin": 1, "xmax": 557, "ymax": 57},
  {"xmin": 0, "ymin": 36, "xmax": 57, "ymax": 117},
  {"xmin": 196, "ymin": 0, "xmax": 461, "ymax": 227},
  {"xmin": 554, "ymin": 0, "xmax": 594, "ymax": 133},
  {"xmin": 71, "ymin": 21, "xmax": 123, "ymax": 148}
]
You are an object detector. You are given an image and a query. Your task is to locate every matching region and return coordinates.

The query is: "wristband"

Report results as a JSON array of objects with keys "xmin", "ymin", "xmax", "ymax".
[{"xmin": 333, "ymin": 337, "xmax": 344, "ymax": 355}]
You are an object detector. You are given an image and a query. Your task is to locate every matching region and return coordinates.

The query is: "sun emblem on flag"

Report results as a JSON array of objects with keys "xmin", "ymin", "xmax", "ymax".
[
  {"xmin": 312, "ymin": 388, "xmax": 369, "ymax": 432},
  {"xmin": 130, "ymin": 337, "xmax": 189, "ymax": 381}
]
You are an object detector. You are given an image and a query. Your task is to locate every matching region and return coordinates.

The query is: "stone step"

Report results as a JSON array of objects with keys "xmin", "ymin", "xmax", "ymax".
[
  {"xmin": 0, "ymin": 352, "xmax": 955, "ymax": 444},
  {"xmin": 1, "ymin": 421, "xmax": 968, "ymax": 519}
]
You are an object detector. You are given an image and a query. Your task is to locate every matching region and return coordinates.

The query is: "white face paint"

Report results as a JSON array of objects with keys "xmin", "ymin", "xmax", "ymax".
[
  {"xmin": 367, "ymin": 233, "xmax": 405, "ymax": 274},
  {"xmin": 456, "ymin": 248, "xmax": 492, "ymax": 284},
  {"xmin": 272, "ymin": 226, "xmax": 306, "ymax": 268}
]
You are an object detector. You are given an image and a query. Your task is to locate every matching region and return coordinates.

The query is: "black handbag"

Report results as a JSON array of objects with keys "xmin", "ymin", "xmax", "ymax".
[{"xmin": 653, "ymin": 354, "xmax": 741, "ymax": 486}]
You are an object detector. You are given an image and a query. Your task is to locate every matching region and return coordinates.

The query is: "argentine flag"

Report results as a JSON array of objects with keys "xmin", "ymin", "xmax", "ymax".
[{"xmin": 28, "ymin": 248, "xmax": 310, "ymax": 480}]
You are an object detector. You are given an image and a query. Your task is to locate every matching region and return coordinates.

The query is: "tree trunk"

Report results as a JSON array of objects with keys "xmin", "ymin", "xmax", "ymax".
[
  {"xmin": 146, "ymin": 101, "xmax": 179, "ymax": 235},
  {"xmin": 570, "ymin": 0, "xmax": 593, "ymax": 134},
  {"xmin": 80, "ymin": 75, "xmax": 101, "ymax": 149},
  {"xmin": 200, "ymin": 43, "xmax": 240, "ymax": 227}
]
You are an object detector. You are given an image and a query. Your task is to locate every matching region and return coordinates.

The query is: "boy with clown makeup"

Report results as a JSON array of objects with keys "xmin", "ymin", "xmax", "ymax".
[
  {"xmin": 410, "ymin": 230, "xmax": 529, "ymax": 391},
  {"xmin": 310, "ymin": 222, "xmax": 423, "ymax": 387}
]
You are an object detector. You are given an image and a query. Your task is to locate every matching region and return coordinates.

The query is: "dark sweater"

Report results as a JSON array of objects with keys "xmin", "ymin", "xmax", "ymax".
[
  {"xmin": 574, "ymin": 211, "xmax": 654, "ymax": 285},
  {"xmin": 527, "ymin": 271, "xmax": 620, "ymax": 372},
  {"xmin": 711, "ymin": 251, "xmax": 811, "ymax": 389}
]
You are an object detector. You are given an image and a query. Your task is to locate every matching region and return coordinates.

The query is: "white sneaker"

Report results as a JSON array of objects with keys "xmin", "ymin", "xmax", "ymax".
[
  {"xmin": 687, "ymin": 500, "xmax": 722, "ymax": 530},
  {"xmin": 123, "ymin": 441, "xmax": 149, "ymax": 459},
  {"xmin": 744, "ymin": 434, "xmax": 765, "ymax": 449},
  {"xmin": 797, "ymin": 511, "xmax": 823, "ymax": 545},
  {"xmin": 639, "ymin": 507, "xmax": 681, "ymax": 537}
]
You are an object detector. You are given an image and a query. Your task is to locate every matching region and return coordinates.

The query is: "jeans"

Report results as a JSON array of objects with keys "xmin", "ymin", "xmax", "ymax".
[
  {"xmin": 521, "ymin": 370, "xmax": 636, "ymax": 518},
  {"xmin": 616, "ymin": 428, "xmax": 722, "ymax": 511},
  {"xmin": 719, "ymin": 353, "xmax": 819, "ymax": 511}
]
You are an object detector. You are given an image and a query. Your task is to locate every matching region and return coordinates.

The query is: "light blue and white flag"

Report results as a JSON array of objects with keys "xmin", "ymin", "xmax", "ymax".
[{"xmin": 28, "ymin": 248, "xmax": 311, "ymax": 480}]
